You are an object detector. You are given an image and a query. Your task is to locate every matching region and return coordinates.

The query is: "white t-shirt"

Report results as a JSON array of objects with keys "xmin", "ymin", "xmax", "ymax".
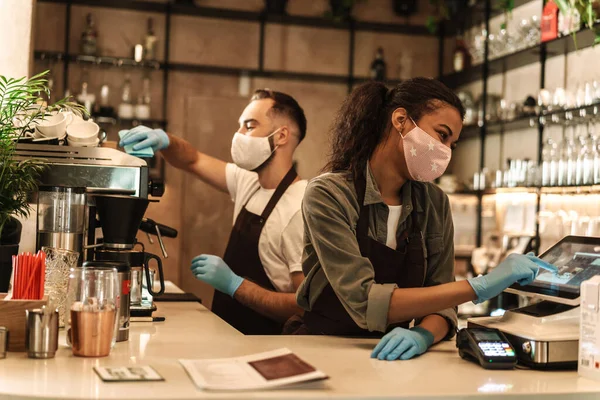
[
  {"xmin": 386, "ymin": 205, "xmax": 403, "ymax": 249},
  {"xmin": 225, "ymin": 163, "xmax": 307, "ymax": 293}
]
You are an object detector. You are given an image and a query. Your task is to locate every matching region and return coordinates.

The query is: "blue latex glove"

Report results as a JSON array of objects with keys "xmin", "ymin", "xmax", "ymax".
[
  {"xmin": 371, "ymin": 327, "xmax": 434, "ymax": 361},
  {"xmin": 190, "ymin": 255, "xmax": 244, "ymax": 297},
  {"xmin": 118, "ymin": 125, "xmax": 170, "ymax": 152},
  {"xmin": 468, "ymin": 253, "xmax": 559, "ymax": 304}
]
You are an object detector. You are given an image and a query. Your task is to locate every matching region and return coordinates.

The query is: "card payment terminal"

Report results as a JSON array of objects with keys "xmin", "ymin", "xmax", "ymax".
[{"xmin": 457, "ymin": 328, "xmax": 517, "ymax": 369}]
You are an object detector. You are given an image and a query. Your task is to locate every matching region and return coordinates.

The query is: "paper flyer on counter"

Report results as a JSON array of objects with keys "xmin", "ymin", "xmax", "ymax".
[{"xmin": 179, "ymin": 348, "xmax": 328, "ymax": 391}]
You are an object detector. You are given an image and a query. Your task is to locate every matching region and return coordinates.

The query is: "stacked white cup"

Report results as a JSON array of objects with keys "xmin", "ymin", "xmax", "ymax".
[
  {"xmin": 35, "ymin": 111, "xmax": 76, "ymax": 139},
  {"xmin": 66, "ymin": 121, "xmax": 100, "ymax": 147}
]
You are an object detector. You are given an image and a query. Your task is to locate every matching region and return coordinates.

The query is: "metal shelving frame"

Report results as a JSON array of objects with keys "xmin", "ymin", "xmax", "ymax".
[
  {"xmin": 442, "ymin": 0, "xmax": 599, "ymax": 251},
  {"xmin": 37, "ymin": 0, "xmax": 435, "ymax": 100}
]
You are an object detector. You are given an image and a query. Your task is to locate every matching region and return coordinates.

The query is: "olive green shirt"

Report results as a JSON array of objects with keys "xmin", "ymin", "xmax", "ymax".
[{"xmin": 296, "ymin": 165, "xmax": 457, "ymax": 336}]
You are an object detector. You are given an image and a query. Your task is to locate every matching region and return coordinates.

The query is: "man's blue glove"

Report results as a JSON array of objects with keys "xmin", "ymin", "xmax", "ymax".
[
  {"xmin": 118, "ymin": 125, "xmax": 170, "ymax": 152},
  {"xmin": 190, "ymin": 255, "xmax": 244, "ymax": 298},
  {"xmin": 371, "ymin": 327, "xmax": 434, "ymax": 361},
  {"xmin": 468, "ymin": 253, "xmax": 558, "ymax": 304}
]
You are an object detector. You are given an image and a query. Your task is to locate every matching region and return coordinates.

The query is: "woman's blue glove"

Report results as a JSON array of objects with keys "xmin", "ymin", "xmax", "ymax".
[
  {"xmin": 371, "ymin": 327, "xmax": 434, "ymax": 361},
  {"xmin": 468, "ymin": 253, "xmax": 558, "ymax": 304},
  {"xmin": 190, "ymin": 255, "xmax": 244, "ymax": 298},
  {"xmin": 119, "ymin": 125, "xmax": 170, "ymax": 152}
]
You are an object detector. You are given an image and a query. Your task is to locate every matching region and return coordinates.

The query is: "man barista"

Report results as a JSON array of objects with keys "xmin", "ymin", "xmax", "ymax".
[{"xmin": 119, "ymin": 89, "xmax": 307, "ymax": 334}]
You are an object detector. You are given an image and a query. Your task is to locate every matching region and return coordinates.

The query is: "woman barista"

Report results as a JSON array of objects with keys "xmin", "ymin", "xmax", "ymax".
[{"xmin": 294, "ymin": 78, "xmax": 555, "ymax": 360}]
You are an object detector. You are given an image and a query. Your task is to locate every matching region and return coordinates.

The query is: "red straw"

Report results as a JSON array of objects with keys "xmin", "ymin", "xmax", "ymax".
[
  {"xmin": 29, "ymin": 253, "xmax": 35, "ymax": 300},
  {"xmin": 22, "ymin": 253, "xmax": 35, "ymax": 300},
  {"xmin": 23, "ymin": 253, "xmax": 32, "ymax": 300},
  {"xmin": 31, "ymin": 253, "xmax": 37, "ymax": 300},
  {"xmin": 27, "ymin": 253, "xmax": 32, "ymax": 300},
  {"xmin": 12, "ymin": 252, "xmax": 46, "ymax": 300},
  {"xmin": 16, "ymin": 255, "xmax": 22, "ymax": 299}
]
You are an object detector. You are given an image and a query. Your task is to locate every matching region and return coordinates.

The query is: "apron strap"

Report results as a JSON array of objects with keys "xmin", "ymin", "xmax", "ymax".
[
  {"xmin": 260, "ymin": 167, "xmax": 298, "ymax": 220},
  {"xmin": 409, "ymin": 186, "xmax": 420, "ymax": 234}
]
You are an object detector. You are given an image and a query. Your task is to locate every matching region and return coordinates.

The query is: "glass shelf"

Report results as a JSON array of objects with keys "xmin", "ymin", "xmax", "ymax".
[
  {"xmin": 34, "ymin": 51, "xmax": 163, "ymax": 70},
  {"xmin": 449, "ymin": 185, "xmax": 600, "ymax": 196},
  {"xmin": 441, "ymin": 29, "xmax": 597, "ymax": 89}
]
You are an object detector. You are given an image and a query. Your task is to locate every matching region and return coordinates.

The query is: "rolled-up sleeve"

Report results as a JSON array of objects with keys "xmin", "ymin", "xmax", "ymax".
[
  {"xmin": 415, "ymin": 193, "xmax": 458, "ymax": 339},
  {"xmin": 301, "ymin": 180, "xmax": 395, "ymax": 332}
]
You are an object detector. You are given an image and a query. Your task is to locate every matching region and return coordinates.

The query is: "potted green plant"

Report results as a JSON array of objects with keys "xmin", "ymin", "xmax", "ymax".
[
  {"xmin": 325, "ymin": 0, "xmax": 366, "ymax": 22},
  {"xmin": 264, "ymin": 0, "xmax": 289, "ymax": 15},
  {"xmin": 426, "ymin": 0, "xmax": 514, "ymax": 34},
  {"xmin": 0, "ymin": 71, "xmax": 84, "ymax": 292},
  {"xmin": 554, "ymin": 0, "xmax": 600, "ymax": 45}
]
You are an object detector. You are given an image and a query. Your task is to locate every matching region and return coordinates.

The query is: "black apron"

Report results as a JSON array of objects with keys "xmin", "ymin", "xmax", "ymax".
[
  {"xmin": 300, "ymin": 173, "xmax": 427, "ymax": 337},
  {"xmin": 211, "ymin": 167, "xmax": 298, "ymax": 335}
]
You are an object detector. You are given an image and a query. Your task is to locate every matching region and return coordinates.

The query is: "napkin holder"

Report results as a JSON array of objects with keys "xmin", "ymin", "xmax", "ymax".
[{"xmin": 0, "ymin": 294, "xmax": 48, "ymax": 352}]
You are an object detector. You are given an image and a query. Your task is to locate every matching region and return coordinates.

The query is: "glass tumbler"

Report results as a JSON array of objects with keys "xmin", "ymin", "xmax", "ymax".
[
  {"xmin": 42, "ymin": 247, "xmax": 80, "ymax": 328},
  {"xmin": 65, "ymin": 267, "xmax": 119, "ymax": 357}
]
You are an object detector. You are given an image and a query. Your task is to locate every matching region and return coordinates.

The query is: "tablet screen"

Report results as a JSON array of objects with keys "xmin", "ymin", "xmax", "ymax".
[{"xmin": 519, "ymin": 239, "xmax": 600, "ymax": 298}]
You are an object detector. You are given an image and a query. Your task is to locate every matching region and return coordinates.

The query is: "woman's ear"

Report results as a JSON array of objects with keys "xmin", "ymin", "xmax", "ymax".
[{"xmin": 391, "ymin": 108, "xmax": 408, "ymax": 133}]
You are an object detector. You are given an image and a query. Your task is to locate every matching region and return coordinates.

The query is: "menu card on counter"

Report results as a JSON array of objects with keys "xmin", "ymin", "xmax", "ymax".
[
  {"xmin": 94, "ymin": 366, "xmax": 164, "ymax": 382},
  {"xmin": 179, "ymin": 348, "xmax": 328, "ymax": 391}
]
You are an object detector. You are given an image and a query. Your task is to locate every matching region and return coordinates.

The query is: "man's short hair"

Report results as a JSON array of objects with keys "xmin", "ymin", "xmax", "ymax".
[{"xmin": 251, "ymin": 89, "xmax": 307, "ymax": 143}]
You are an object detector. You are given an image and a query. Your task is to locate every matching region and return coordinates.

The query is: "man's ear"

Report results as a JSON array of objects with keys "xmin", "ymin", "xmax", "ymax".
[{"xmin": 274, "ymin": 126, "xmax": 291, "ymax": 147}]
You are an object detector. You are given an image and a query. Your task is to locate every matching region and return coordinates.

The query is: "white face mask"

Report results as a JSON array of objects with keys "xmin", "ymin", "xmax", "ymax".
[{"xmin": 231, "ymin": 129, "xmax": 280, "ymax": 171}]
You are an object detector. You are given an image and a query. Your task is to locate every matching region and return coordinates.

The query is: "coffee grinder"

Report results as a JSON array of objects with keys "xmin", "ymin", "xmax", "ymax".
[{"xmin": 90, "ymin": 194, "xmax": 171, "ymax": 319}]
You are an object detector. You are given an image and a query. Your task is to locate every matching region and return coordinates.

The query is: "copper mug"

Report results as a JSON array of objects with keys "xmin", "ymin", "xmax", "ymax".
[{"xmin": 65, "ymin": 266, "xmax": 119, "ymax": 357}]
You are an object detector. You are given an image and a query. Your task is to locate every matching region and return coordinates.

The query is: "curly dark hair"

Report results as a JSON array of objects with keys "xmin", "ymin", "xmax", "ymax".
[{"xmin": 324, "ymin": 77, "xmax": 465, "ymax": 178}]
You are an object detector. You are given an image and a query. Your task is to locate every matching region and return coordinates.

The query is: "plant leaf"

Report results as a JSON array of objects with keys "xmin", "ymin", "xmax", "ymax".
[{"xmin": 0, "ymin": 70, "xmax": 79, "ymax": 239}]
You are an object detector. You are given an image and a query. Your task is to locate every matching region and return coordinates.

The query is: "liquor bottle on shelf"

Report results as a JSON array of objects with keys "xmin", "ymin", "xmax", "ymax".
[
  {"xmin": 76, "ymin": 69, "xmax": 96, "ymax": 115},
  {"xmin": 541, "ymin": 0, "xmax": 559, "ymax": 42},
  {"xmin": 453, "ymin": 31, "xmax": 471, "ymax": 72},
  {"xmin": 370, "ymin": 48, "xmax": 387, "ymax": 82},
  {"xmin": 135, "ymin": 75, "xmax": 152, "ymax": 120},
  {"xmin": 81, "ymin": 13, "xmax": 98, "ymax": 56},
  {"xmin": 98, "ymin": 82, "xmax": 115, "ymax": 118},
  {"xmin": 144, "ymin": 18, "xmax": 158, "ymax": 61},
  {"xmin": 47, "ymin": 67, "xmax": 55, "ymax": 103},
  {"xmin": 118, "ymin": 74, "xmax": 134, "ymax": 120}
]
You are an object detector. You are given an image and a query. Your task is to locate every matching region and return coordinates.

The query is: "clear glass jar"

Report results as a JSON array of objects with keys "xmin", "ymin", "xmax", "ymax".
[
  {"xmin": 42, "ymin": 247, "xmax": 80, "ymax": 328},
  {"xmin": 65, "ymin": 266, "xmax": 119, "ymax": 357}
]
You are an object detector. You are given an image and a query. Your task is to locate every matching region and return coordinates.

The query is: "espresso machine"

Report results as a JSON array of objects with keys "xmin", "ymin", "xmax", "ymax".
[
  {"xmin": 14, "ymin": 144, "xmax": 177, "ymax": 319},
  {"xmin": 14, "ymin": 144, "xmax": 162, "ymax": 253}
]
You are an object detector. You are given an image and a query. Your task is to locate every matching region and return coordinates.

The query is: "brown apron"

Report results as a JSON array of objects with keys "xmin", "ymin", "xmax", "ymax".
[
  {"xmin": 211, "ymin": 167, "xmax": 298, "ymax": 335},
  {"xmin": 300, "ymin": 173, "xmax": 427, "ymax": 337}
]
